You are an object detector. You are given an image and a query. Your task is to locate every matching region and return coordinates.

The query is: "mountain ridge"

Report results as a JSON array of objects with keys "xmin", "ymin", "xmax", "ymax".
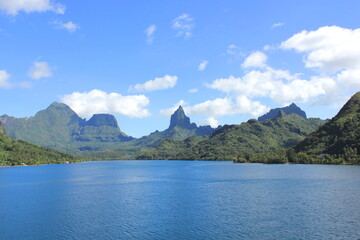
[
  {"xmin": 137, "ymin": 112, "xmax": 326, "ymax": 160},
  {"xmin": 258, "ymin": 103, "xmax": 307, "ymax": 122},
  {"xmin": 294, "ymin": 92, "xmax": 360, "ymax": 156},
  {"xmin": 0, "ymin": 102, "xmax": 133, "ymax": 154}
]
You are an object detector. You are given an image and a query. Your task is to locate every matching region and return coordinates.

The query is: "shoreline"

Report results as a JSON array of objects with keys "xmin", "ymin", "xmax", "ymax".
[{"xmin": 1, "ymin": 159, "xmax": 359, "ymax": 168}]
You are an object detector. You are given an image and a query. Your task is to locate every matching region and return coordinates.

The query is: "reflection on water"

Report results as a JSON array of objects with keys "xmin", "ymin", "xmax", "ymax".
[{"xmin": 1, "ymin": 161, "xmax": 360, "ymax": 240}]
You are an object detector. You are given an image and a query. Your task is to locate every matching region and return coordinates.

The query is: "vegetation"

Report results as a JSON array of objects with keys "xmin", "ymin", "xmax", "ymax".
[
  {"xmin": 0, "ymin": 104, "xmax": 217, "ymax": 159},
  {"xmin": 0, "ymin": 102, "xmax": 133, "ymax": 155},
  {"xmin": 3, "ymin": 93, "xmax": 360, "ymax": 165},
  {"xmin": 294, "ymin": 92, "xmax": 360, "ymax": 156},
  {"xmin": 0, "ymin": 124, "xmax": 80, "ymax": 166},
  {"xmin": 233, "ymin": 92, "xmax": 360, "ymax": 165},
  {"xmin": 136, "ymin": 113, "xmax": 326, "ymax": 161}
]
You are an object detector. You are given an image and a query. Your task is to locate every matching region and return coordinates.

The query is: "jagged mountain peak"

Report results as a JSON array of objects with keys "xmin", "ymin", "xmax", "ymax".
[
  {"xmin": 258, "ymin": 103, "xmax": 307, "ymax": 122},
  {"xmin": 169, "ymin": 106, "xmax": 196, "ymax": 129},
  {"xmin": 86, "ymin": 114, "xmax": 119, "ymax": 128}
]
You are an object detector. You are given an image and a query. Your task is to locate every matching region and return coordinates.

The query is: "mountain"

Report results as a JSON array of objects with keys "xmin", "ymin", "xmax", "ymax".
[
  {"xmin": 294, "ymin": 92, "xmax": 360, "ymax": 157},
  {"xmin": 85, "ymin": 106, "xmax": 220, "ymax": 160},
  {"xmin": 137, "ymin": 112, "xmax": 326, "ymax": 160},
  {"xmin": 0, "ymin": 124, "xmax": 79, "ymax": 166},
  {"xmin": 130, "ymin": 106, "xmax": 218, "ymax": 147},
  {"xmin": 258, "ymin": 103, "xmax": 307, "ymax": 122},
  {"xmin": 0, "ymin": 102, "xmax": 133, "ymax": 154},
  {"xmin": 169, "ymin": 106, "xmax": 196, "ymax": 129}
]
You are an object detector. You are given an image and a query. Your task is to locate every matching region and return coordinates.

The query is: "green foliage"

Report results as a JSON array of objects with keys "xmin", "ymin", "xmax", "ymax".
[
  {"xmin": 0, "ymin": 102, "xmax": 132, "ymax": 155},
  {"xmin": 233, "ymin": 150, "xmax": 360, "ymax": 165},
  {"xmin": 295, "ymin": 92, "xmax": 360, "ymax": 156},
  {"xmin": 136, "ymin": 114, "xmax": 326, "ymax": 161},
  {"xmin": 0, "ymin": 132, "xmax": 80, "ymax": 166}
]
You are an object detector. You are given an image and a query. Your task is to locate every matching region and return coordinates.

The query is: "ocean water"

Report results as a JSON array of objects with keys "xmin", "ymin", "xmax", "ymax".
[{"xmin": 1, "ymin": 161, "xmax": 360, "ymax": 240}]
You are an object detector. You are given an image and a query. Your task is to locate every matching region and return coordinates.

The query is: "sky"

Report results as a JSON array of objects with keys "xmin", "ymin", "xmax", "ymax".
[{"xmin": 0, "ymin": 0, "xmax": 360, "ymax": 137}]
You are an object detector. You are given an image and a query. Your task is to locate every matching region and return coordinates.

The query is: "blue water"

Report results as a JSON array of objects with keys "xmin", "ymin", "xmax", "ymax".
[{"xmin": 1, "ymin": 161, "xmax": 360, "ymax": 240}]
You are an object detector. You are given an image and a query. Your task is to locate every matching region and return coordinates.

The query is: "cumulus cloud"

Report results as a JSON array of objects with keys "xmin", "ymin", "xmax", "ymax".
[
  {"xmin": 188, "ymin": 96, "xmax": 269, "ymax": 117},
  {"xmin": 272, "ymin": 22, "xmax": 284, "ymax": 29},
  {"xmin": 198, "ymin": 60, "xmax": 208, "ymax": 71},
  {"xmin": 172, "ymin": 13, "xmax": 194, "ymax": 39},
  {"xmin": 129, "ymin": 75, "xmax": 178, "ymax": 92},
  {"xmin": 161, "ymin": 96, "xmax": 268, "ymax": 119},
  {"xmin": 242, "ymin": 51, "xmax": 267, "ymax": 68},
  {"xmin": 281, "ymin": 26, "xmax": 360, "ymax": 72},
  {"xmin": 281, "ymin": 25, "xmax": 360, "ymax": 93},
  {"xmin": 145, "ymin": 24, "xmax": 156, "ymax": 44},
  {"xmin": 28, "ymin": 61, "xmax": 52, "ymax": 79},
  {"xmin": 53, "ymin": 20, "xmax": 79, "ymax": 33},
  {"xmin": 209, "ymin": 50, "xmax": 339, "ymax": 105},
  {"xmin": 0, "ymin": 0, "xmax": 65, "ymax": 15},
  {"xmin": 61, "ymin": 89, "xmax": 150, "ymax": 118},
  {"xmin": 208, "ymin": 73, "xmax": 336, "ymax": 105},
  {"xmin": 197, "ymin": 117, "xmax": 219, "ymax": 128},
  {"xmin": 0, "ymin": 70, "xmax": 12, "ymax": 88},
  {"xmin": 336, "ymin": 69, "xmax": 360, "ymax": 88}
]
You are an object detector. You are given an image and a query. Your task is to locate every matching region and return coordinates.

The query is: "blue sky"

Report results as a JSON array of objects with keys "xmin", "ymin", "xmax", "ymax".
[{"xmin": 0, "ymin": 0, "xmax": 360, "ymax": 137}]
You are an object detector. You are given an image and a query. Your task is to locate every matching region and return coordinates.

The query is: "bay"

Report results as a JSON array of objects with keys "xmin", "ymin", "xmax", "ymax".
[{"xmin": 1, "ymin": 161, "xmax": 360, "ymax": 240}]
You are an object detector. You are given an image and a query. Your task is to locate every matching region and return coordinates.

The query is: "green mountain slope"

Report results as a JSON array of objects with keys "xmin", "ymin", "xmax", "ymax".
[
  {"xmin": 0, "ymin": 123, "xmax": 78, "ymax": 166},
  {"xmin": 131, "ymin": 106, "xmax": 217, "ymax": 147},
  {"xmin": 294, "ymin": 92, "xmax": 360, "ymax": 156},
  {"xmin": 137, "ymin": 112, "xmax": 326, "ymax": 160},
  {"xmin": 87, "ymin": 106, "xmax": 218, "ymax": 159},
  {"xmin": 0, "ymin": 102, "xmax": 133, "ymax": 154}
]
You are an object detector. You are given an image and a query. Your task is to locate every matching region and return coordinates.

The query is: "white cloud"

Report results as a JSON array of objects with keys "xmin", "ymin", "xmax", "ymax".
[
  {"xmin": 272, "ymin": 22, "xmax": 284, "ymax": 29},
  {"xmin": 188, "ymin": 96, "xmax": 269, "ymax": 117},
  {"xmin": 280, "ymin": 25, "xmax": 360, "ymax": 99},
  {"xmin": 0, "ymin": 70, "xmax": 12, "ymax": 88},
  {"xmin": 281, "ymin": 26, "xmax": 360, "ymax": 72},
  {"xmin": 197, "ymin": 117, "xmax": 219, "ymax": 128},
  {"xmin": 198, "ymin": 60, "xmax": 208, "ymax": 71},
  {"xmin": 161, "ymin": 96, "xmax": 268, "ymax": 119},
  {"xmin": 242, "ymin": 51, "xmax": 267, "ymax": 68},
  {"xmin": 208, "ymin": 49, "xmax": 339, "ymax": 105},
  {"xmin": 172, "ymin": 13, "xmax": 194, "ymax": 39},
  {"xmin": 61, "ymin": 89, "xmax": 150, "ymax": 118},
  {"xmin": 160, "ymin": 100, "xmax": 186, "ymax": 117},
  {"xmin": 28, "ymin": 61, "xmax": 52, "ymax": 79},
  {"xmin": 53, "ymin": 20, "xmax": 79, "ymax": 33},
  {"xmin": 0, "ymin": 0, "xmax": 65, "ymax": 15},
  {"xmin": 188, "ymin": 88, "xmax": 198, "ymax": 93},
  {"xmin": 145, "ymin": 24, "xmax": 156, "ymax": 44},
  {"xmin": 336, "ymin": 69, "xmax": 360, "ymax": 88},
  {"xmin": 129, "ymin": 75, "xmax": 177, "ymax": 92},
  {"xmin": 160, "ymin": 89, "xmax": 270, "ymax": 122},
  {"xmin": 208, "ymin": 71, "xmax": 336, "ymax": 105}
]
